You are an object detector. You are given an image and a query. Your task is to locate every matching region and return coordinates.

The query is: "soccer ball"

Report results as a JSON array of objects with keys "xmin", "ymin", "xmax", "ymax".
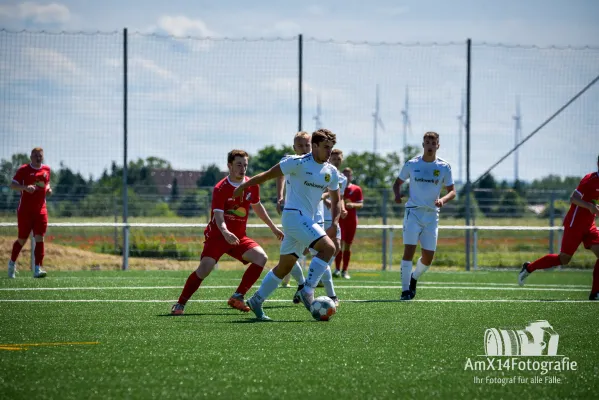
[{"xmin": 310, "ymin": 296, "xmax": 337, "ymax": 321}]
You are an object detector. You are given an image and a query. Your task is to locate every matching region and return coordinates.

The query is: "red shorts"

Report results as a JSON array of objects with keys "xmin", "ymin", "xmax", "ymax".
[
  {"xmin": 560, "ymin": 222, "xmax": 599, "ymax": 256},
  {"xmin": 200, "ymin": 234, "xmax": 260, "ymax": 264},
  {"xmin": 17, "ymin": 211, "xmax": 48, "ymax": 239},
  {"xmin": 340, "ymin": 219, "xmax": 357, "ymax": 244}
]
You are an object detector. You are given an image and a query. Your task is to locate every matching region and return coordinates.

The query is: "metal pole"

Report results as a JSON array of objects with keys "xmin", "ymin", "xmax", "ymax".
[
  {"xmin": 549, "ymin": 191, "xmax": 555, "ymax": 253},
  {"xmin": 473, "ymin": 228, "xmax": 478, "ymax": 270},
  {"xmin": 388, "ymin": 228, "xmax": 394, "ymax": 271},
  {"xmin": 298, "ymin": 34, "xmax": 303, "ymax": 132},
  {"xmin": 113, "ymin": 194, "xmax": 118, "ymax": 254},
  {"xmin": 381, "ymin": 189, "xmax": 388, "ymax": 270},
  {"xmin": 122, "ymin": 27, "xmax": 129, "ymax": 270},
  {"xmin": 465, "ymin": 38, "xmax": 472, "ymax": 271}
]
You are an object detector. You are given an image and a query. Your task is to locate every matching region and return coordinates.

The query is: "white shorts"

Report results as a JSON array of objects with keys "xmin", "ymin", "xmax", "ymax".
[
  {"xmin": 403, "ymin": 208, "xmax": 439, "ymax": 251},
  {"xmin": 280, "ymin": 210, "xmax": 327, "ymax": 257},
  {"xmin": 324, "ymin": 220, "xmax": 341, "ymax": 240}
]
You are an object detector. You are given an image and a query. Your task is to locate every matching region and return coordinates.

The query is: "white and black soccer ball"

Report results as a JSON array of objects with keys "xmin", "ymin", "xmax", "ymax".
[{"xmin": 310, "ymin": 296, "xmax": 337, "ymax": 321}]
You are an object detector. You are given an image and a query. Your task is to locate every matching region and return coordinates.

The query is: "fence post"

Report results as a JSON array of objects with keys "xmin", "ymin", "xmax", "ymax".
[
  {"xmin": 549, "ymin": 191, "xmax": 555, "ymax": 253},
  {"xmin": 113, "ymin": 194, "xmax": 118, "ymax": 254},
  {"xmin": 464, "ymin": 38, "xmax": 472, "ymax": 271},
  {"xmin": 381, "ymin": 189, "xmax": 388, "ymax": 270},
  {"xmin": 298, "ymin": 34, "xmax": 303, "ymax": 132},
  {"xmin": 122, "ymin": 27, "xmax": 129, "ymax": 271},
  {"xmin": 387, "ymin": 228, "xmax": 394, "ymax": 270},
  {"xmin": 473, "ymin": 228, "xmax": 478, "ymax": 270}
]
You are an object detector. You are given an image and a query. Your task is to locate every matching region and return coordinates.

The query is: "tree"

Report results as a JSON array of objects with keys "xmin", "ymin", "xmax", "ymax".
[
  {"xmin": 246, "ymin": 145, "xmax": 293, "ymax": 177},
  {"xmin": 170, "ymin": 178, "xmax": 179, "ymax": 202},
  {"xmin": 197, "ymin": 164, "xmax": 223, "ymax": 188},
  {"xmin": 497, "ymin": 190, "xmax": 528, "ymax": 218},
  {"xmin": 474, "ymin": 173, "xmax": 498, "ymax": 217}
]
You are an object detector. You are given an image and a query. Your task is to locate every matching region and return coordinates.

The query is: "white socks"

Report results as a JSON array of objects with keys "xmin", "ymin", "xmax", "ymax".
[
  {"xmin": 256, "ymin": 270, "xmax": 282, "ymax": 300},
  {"xmin": 400, "ymin": 260, "xmax": 412, "ymax": 292},
  {"xmin": 413, "ymin": 258, "xmax": 430, "ymax": 280},
  {"xmin": 304, "ymin": 257, "xmax": 329, "ymax": 294},
  {"xmin": 320, "ymin": 265, "xmax": 336, "ymax": 298},
  {"xmin": 290, "ymin": 261, "xmax": 305, "ymax": 285}
]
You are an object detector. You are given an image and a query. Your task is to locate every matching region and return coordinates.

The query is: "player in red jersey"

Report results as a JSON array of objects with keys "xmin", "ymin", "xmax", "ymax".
[
  {"xmin": 334, "ymin": 167, "xmax": 363, "ymax": 279},
  {"xmin": 8, "ymin": 147, "xmax": 52, "ymax": 279},
  {"xmin": 171, "ymin": 150, "xmax": 284, "ymax": 315},
  {"xmin": 519, "ymin": 156, "xmax": 599, "ymax": 300}
]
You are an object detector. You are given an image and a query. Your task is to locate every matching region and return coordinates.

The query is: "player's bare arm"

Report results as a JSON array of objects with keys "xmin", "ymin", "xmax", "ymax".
[
  {"xmin": 233, "ymin": 164, "xmax": 284, "ymax": 199},
  {"xmin": 275, "ymin": 175, "xmax": 285, "ymax": 215},
  {"xmin": 326, "ymin": 189, "xmax": 341, "ymax": 238},
  {"xmin": 570, "ymin": 190, "xmax": 599, "ymax": 215},
  {"xmin": 251, "ymin": 202, "xmax": 284, "ymax": 240},
  {"xmin": 393, "ymin": 178, "xmax": 405, "ymax": 204},
  {"xmin": 435, "ymin": 184, "xmax": 456, "ymax": 208},
  {"xmin": 213, "ymin": 210, "xmax": 240, "ymax": 245},
  {"xmin": 10, "ymin": 181, "xmax": 36, "ymax": 194}
]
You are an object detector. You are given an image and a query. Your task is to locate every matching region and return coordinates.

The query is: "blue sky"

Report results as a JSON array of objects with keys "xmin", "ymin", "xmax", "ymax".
[{"xmin": 0, "ymin": 0, "xmax": 598, "ymax": 183}]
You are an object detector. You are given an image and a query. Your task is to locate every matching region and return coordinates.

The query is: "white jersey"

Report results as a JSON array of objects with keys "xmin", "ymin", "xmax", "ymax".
[
  {"xmin": 398, "ymin": 156, "xmax": 454, "ymax": 211},
  {"xmin": 323, "ymin": 171, "xmax": 347, "ymax": 221},
  {"xmin": 279, "ymin": 153, "xmax": 339, "ymax": 218}
]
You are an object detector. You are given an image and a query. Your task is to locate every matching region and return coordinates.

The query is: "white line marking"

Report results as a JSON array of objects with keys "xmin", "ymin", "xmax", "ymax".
[
  {"xmin": 0, "ymin": 299, "xmax": 595, "ymax": 303},
  {"xmin": 0, "ymin": 285, "xmax": 589, "ymax": 292}
]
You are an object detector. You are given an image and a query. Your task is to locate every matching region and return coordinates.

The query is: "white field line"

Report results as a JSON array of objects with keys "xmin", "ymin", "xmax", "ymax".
[
  {"xmin": 0, "ymin": 285, "xmax": 590, "ymax": 292},
  {"xmin": 0, "ymin": 299, "xmax": 596, "ymax": 303}
]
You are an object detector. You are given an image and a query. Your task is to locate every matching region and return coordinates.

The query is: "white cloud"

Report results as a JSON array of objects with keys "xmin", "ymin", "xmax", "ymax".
[
  {"xmin": 156, "ymin": 15, "xmax": 217, "ymax": 38},
  {"xmin": 130, "ymin": 57, "xmax": 175, "ymax": 81},
  {"xmin": 0, "ymin": 2, "xmax": 70, "ymax": 24}
]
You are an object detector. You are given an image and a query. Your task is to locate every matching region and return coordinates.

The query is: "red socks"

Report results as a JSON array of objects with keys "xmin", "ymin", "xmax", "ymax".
[
  {"xmin": 178, "ymin": 272, "xmax": 203, "ymax": 305},
  {"xmin": 34, "ymin": 241, "xmax": 45, "ymax": 266},
  {"xmin": 592, "ymin": 260, "xmax": 599, "ymax": 293},
  {"xmin": 342, "ymin": 250, "xmax": 351, "ymax": 271},
  {"xmin": 235, "ymin": 263, "xmax": 264, "ymax": 295},
  {"xmin": 11, "ymin": 240, "xmax": 23, "ymax": 263},
  {"xmin": 334, "ymin": 252, "xmax": 342, "ymax": 271},
  {"xmin": 527, "ymin": 254, "xmax": 561, "ymax": 272}
]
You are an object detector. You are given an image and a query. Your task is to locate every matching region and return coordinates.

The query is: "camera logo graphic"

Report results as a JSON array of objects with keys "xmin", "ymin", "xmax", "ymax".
[{"xmin": 484, "ymin": 320, "xmax": 559, "ymax": 356}]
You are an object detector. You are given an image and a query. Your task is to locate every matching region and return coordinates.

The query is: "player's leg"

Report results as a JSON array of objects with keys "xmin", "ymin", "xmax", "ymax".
[
  {"xmin": 518, "ymin": 226, "xmax": 579, "ymax": 286},
  {"xmin": 340, "ymin": 222, "xmax": 356, "ymax": 279},
  {"xmin": 334, "ymin": 220, "xmax": 346, "ymax": 276},
  {"xmin": 319, "ymin": 223, "xmax": 341, "ymax": 305},
  {"xmin": 589, "ymin": 245, "xmax": 599, "ymax": 300},
  {"xmin": 410, "ymin": 213, "xmax": 439, "ymax": 298},
  {"xmin": 227, "ymin": 239, "xmax": 267, "ymax": 312},
  {"xmin": 8, "ymin": 213, "xmax": 32, "ymax": 278},
  {"xmin": 401, "ymin": 209, "xmax": 421, "ymax": 300},
  {"xmin": 32, "ymin": 213, "xmax": 48, "ymax": 278},
  {"xmin": 281, "ymin": 273, "xmax": 292, "ymax": 288}
]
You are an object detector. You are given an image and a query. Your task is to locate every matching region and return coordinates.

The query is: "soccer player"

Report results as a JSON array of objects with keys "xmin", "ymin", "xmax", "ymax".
[
  {"xmin": 171, "ymin": 150, "xmax": 283, "ymax": 315},
  {"xmin": 277, "ymin": 132, "xmax": 311, "ymax": 292},
  {"xmin": 519, "ymin": 156, "xmax": 599, "ymax": 300},
  {"xmin": 319, "ymin": 149, "xmax": 348, "ymax": 305},
  {"xmin": 233, "ymin": 129, "xmax": 341, "ymax": 321},
  {"xmin": 393, "ymin": 131, "xmax": 455, "ymax": 300},
  {"xmin": 334, "ymin": 167, "xmax": 363, "ymax": 279},
  {"xmin": 8, "ymin": 147, "xmax": 52, "ymax": 279}
]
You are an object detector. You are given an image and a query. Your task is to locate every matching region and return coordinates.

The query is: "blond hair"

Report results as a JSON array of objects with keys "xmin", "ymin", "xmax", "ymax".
[{"xmin": 331, "ymin": 149, "xmax": 343, "ymax": 157}]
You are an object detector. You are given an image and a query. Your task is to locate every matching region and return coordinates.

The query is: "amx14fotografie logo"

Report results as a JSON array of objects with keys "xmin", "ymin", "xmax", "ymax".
[{"xmin": 464, "ymin": 320, "xmax": 578, "ymax": 386}]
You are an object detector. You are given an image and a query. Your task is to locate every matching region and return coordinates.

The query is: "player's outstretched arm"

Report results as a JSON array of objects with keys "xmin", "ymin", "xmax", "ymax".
[
  {"xmin": 251, "ymin": 202, "xmax": 284, "ymax": 240},
  {"xmin": 328, "ymin": 188, "xmax": 341, "ymax": 224},
  {"xmin": 393, "ymin": 178, "xmax": 404, "ymax": 204},
  {"xmin": 233, "ymin": 164, "xmax": 284, "ymax": 199}
]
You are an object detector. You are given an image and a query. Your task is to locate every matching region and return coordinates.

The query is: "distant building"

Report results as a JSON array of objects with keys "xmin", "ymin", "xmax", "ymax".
[{"xmin": 150, "ymin": 169, "xmax": 225, "ymax": 197}]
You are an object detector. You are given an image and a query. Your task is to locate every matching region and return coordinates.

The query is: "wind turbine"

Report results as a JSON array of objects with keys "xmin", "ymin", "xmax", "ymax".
[
  {"xmin": 457, "ymin": 91, "xmax": 466, "ymax": 184},
  {"xmin": 513, "ymin": 96, "xmax": 522, "ymax": 183},
  {"xmin": 372, "ymin": 84, "xmax": 385, "ymax": 154},
  {"xmin": 313, "ymin": 94, "xmax": 323, "ymax": 130},
  {"xmin": 400, "ymin": 86, "xmax": 412, "ymax": 162}
]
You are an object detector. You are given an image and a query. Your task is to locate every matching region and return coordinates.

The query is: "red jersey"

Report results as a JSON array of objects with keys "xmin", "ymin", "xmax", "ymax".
[
  {"xmin": 343, "ymin": 183, "xmax": 363, "ymax": 221},
  {"xmin": 204, "ymin": 176, "xmax": 260, "ymax": 239},
  {"xmin": 12, "ymin": 164, "xmax": 51, "ymax": 214},
  {"xmin": 564, "ymin": 172, "xmax": 599, "ymax": 229}
]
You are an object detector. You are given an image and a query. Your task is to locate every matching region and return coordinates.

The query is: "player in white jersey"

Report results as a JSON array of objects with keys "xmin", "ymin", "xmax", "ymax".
[
  {"xmin": 276, "ymin": 132, "xmax": 312, "ymax": 292},
  {"xmin": 393, "ymin": 131, "xmax": 456, "ymax": 300},
  {"xmin": 233, "ymin": 129, "xmax": 341, "ymax": 320}
]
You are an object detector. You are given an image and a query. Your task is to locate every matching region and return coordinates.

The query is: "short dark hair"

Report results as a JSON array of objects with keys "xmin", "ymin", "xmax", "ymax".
[
  {"xmin": 227, "ymin": 149, "xmax": 249, "ymax": 164},
  {"xmin": 311, "ymin": 129, "xmax": 337, "ymax": 146},
  {"xmin": 423, "ymin": 131, "xmax": 439, "ymax": 141}
]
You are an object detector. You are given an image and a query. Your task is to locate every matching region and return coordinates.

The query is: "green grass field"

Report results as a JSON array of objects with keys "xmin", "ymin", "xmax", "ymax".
[{"xmin": 1, "ymin": 269, "xmax": 597, "ymax": 399}]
